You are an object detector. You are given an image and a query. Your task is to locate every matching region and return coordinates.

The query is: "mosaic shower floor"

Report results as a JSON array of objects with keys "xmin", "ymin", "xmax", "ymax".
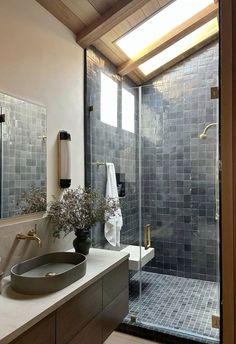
[{"xmin": 123, "ymin": 272, "xmax": 220, "ymax": 344}]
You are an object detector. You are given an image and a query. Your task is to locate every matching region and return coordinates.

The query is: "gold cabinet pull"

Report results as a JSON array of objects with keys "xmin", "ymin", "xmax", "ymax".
[{"xmin": 144, "ymin": 224, "xmax": 151, "ymax": 250}]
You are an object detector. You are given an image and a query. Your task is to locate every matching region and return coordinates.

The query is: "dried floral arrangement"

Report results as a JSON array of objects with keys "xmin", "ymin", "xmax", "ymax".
[
  {"xmin": 47, "ymin": 186, "xmax": 119, "ymax": 238},
  {"xmin": 17, "ymin": 186, "xmax": 47, "ymax": 215}
]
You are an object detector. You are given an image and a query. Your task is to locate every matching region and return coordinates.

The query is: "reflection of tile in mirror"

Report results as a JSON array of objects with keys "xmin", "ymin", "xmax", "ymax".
[{"xmin": 0, "ymin": 92, "xmax": 47, "ymax": 219}]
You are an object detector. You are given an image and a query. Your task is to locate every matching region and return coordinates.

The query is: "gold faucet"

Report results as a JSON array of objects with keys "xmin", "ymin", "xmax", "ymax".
[{"xmin": 16, "ymin": 225, "xmax": 42, "ymax": 248}]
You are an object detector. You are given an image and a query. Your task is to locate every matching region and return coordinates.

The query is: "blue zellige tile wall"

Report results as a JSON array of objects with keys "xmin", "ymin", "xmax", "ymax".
[{"xmin": 141, "ymin": 43, "xmax": 219, "ymax": 281}]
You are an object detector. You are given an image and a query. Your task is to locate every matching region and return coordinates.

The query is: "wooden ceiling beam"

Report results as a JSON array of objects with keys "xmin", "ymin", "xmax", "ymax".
[
  {"xmin": 77, "ymin": 0, "xmax": 148, "ymax": 48},
  {"xmin": 118, "ymin": 3, "xmax": 218, "ymax": 76},
  {"xmin": 142, "ymin": 33, "xmax": 218, "ymax": 83}
]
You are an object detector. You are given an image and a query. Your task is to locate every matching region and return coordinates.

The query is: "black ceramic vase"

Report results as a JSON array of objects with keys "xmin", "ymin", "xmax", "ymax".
[{"xmin": 73, "ymin": 229, "xmax": 91, "ymax": 255}]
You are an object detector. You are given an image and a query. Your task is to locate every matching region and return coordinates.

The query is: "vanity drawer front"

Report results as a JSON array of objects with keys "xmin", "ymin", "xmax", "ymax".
[
  {"xmin": 103, "ymin": 260, "xmax": 129, "ymax": 308},
  {"xmin": 102, "ymin": 287, "xmax": 129, "ymax": 341},
  {"xmin": 10, "ymin": 313, "xmax": 55, "ymax": 344},
  {"xmin": 68, "ymin": 314, "xmax": 102, "ymax": 344},
  {"xmin": 56, "ymin": 280, "xmax": 102, "ymax": 344}
]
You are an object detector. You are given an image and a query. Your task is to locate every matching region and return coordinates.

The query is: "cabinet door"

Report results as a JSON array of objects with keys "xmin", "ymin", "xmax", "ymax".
[
  {"xmin": 10, "ymin": 314, "xmax": 55, "ymax": 344},
  {"xmin": 103, "ymin": 260, "xmax": 129, "ymax": 308},
  {"xmin": 56, "ymin": 280, "xmax": 102, "ymax": 344},
  {"xmin": 102, "ymin": 288, "xmax": 129, "ymax": 341},
  {"xmin": 68, "ymin": 315, "xmax": 102, "ymax": 344}
]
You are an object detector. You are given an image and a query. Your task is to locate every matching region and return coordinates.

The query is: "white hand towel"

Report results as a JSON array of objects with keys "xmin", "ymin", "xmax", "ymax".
[{"xmin": 104, "ymin": 163, "xmax": 123, "ymax": 246}]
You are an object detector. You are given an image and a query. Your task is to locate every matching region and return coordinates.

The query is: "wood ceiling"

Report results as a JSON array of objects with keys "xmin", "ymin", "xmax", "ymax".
[{"xmin": 36, "ymin": 0, "xmax": 219, "ymax": 85}]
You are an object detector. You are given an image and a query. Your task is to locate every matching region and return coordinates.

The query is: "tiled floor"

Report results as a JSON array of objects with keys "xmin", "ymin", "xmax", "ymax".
[
  {"xmin": 123, "ymin": 272, "xmax": 220, "ymax": 344},
  {"xmin": 105, "ymin": 331, "xmax": 160, "ymax": 344}
]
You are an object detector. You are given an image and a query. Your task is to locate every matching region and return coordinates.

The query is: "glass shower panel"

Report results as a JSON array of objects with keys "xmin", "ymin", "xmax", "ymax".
[
  {"xmin": 86, "ymin": 82, "xmax": 143, "ymax": 322},
  {"xmin": 88, "ymin": 87, "xmax": 140, "ymax": 245},
  {"xmin": 137, "ymin": 48, "xmax": 220, "ymax": 343}
]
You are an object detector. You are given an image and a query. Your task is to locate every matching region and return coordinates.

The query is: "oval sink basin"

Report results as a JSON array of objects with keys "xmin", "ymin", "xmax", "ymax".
[{"xmin": 11, "ymin": 252, "xmax": 87, "ymax": 295}]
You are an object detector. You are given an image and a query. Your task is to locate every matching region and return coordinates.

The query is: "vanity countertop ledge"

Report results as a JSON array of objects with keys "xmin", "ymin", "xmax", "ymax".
[{"xmin": 0, "ymin": 248, "xmax": 129, "ymax": 344}]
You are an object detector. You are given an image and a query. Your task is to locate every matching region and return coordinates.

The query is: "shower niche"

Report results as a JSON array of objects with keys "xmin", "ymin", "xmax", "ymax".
[{"xmin": 116, "ymin": 173, "xmax": 125, "ymax": 198}]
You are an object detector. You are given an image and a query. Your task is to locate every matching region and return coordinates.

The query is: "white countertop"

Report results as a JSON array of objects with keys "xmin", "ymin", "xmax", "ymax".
[{"xmin": 0, "ymin": 248, "xmax": 129, "ymax": 344}]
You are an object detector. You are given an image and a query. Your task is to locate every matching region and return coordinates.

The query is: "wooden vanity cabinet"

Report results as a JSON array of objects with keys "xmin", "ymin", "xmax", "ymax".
[
  {"xmin": 58, "ymin": 260, "xmax": 129, "ymax": 344},
  {"xmin": 9, "ymin": 260, "xmax": 128, "ymax": 344}
]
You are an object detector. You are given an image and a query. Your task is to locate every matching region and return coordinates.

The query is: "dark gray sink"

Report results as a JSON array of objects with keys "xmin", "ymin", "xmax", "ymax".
[{"xmin": 11, "ymin": 252, "xmax": 87, "ymax": 295}]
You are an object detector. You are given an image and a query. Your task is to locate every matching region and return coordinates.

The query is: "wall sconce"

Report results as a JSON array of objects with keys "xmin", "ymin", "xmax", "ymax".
[{"xmin": 58, "ymin": 130, "xmax": 71, "ymax": 188}]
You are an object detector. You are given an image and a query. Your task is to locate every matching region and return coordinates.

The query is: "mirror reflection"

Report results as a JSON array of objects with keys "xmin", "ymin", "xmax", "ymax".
[{"xmin": 0, "ymin": 92, "xmax": 47, "ymax": 218}]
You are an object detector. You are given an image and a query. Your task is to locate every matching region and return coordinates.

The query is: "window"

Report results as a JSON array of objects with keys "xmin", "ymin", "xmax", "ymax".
[
  {"xmin": 116, "ymin": 0, "xmax": 215, "ymax": 59},
  {"xmin": 122, "ymin": 88, "xmax": 135, "ymax": 133},
  {"xmin": 100, "ymin": 72, "xmax": 117, "ymax": 127}
]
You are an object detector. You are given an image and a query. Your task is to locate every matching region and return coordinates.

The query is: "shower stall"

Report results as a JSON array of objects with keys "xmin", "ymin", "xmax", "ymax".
[{"xmin": 85, "ymin": 42, "xmax": 220, "ymax": 344}]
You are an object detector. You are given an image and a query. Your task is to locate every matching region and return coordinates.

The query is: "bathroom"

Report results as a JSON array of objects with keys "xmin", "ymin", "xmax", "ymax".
[{"xmin": 0, "ymin": 1, "xmax": 235, "ymax": 344}]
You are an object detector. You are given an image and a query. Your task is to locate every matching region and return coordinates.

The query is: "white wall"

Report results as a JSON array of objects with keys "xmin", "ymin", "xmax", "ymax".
[
  {"xmin": 0, "ymin": 0, "xmax": 84, "ymax": 270},
  {"xmin": 0, "ymin": 0, "xmax": 84, "ymax": 198}
]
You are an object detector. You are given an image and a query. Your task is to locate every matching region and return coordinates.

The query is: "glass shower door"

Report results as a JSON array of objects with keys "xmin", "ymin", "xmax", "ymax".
[{"xmin": 137, "ymin": 59, "xmax": 220, "ymax": 343}]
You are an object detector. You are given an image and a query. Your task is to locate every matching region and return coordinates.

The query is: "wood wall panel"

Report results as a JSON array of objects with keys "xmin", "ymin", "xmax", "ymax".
[{"xmin": 221, "ymin": 0, "xmax": 235, "ymax": 342}]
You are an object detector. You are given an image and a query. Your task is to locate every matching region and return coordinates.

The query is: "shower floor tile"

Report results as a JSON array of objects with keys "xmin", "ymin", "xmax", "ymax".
[{"xmin": 123, "ymin": 272, "xmax": 220, "ymax": 344}]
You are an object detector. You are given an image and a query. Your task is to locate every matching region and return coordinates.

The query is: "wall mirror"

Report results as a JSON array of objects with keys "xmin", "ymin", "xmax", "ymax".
[{"xmin": 0, "ymin": 92, "xmax": 47, "ymax": 219}]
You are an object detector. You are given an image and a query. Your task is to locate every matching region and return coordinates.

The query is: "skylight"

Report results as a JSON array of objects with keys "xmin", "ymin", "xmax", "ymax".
[
  {"xmin": 116, "ymin": 0, "xmax": 215, "ymax": 59},
  {"xmin": 139, "ymin": 18, "xmax": 218, "ymax": 76}
]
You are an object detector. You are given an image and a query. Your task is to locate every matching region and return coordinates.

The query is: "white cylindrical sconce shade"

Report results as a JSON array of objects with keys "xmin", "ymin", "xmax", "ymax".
[{"xmin": 58, "ymin": 130, "xmax": 71, "ymax": 188}]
